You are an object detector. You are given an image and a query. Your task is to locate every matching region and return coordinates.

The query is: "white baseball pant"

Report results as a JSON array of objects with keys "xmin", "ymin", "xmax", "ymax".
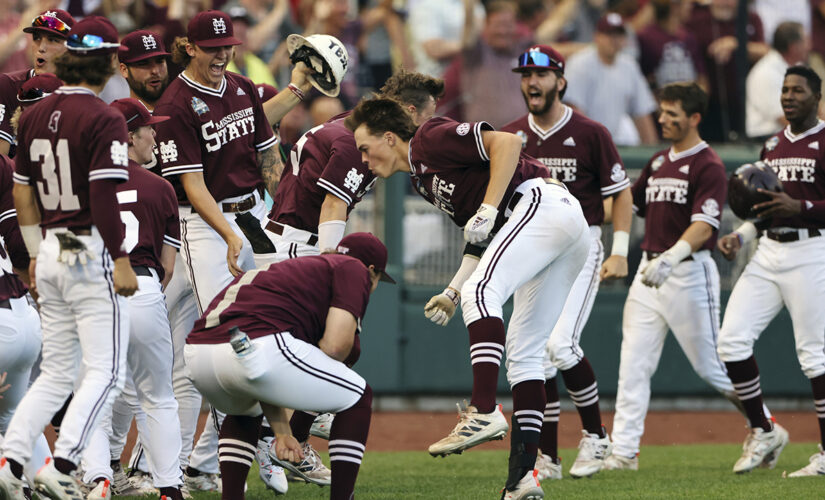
[
  {"xmin": 82, "ymin": 271, "xmax": 182, "ymax": 487},
  {"xmin": 717, "ymin": 235, "xmax": 825, "ymax": 378},
  {"xmin": 543, "ymin": 226, "xmax": 604, "ymax": 377},
  {"xmin": 461, "ymin": 178, "xmax": 590, "ymax": 388},
  {"xmin": 612, "ymin": 251, "xmax": 735, "ymax": 458},
  {"xmin": 254, "ymin": 222, "xmax": 320, "ymax": 269},
  {"xmin": 2, "ymin": 228, "xmax": 128, "ymax": 466}
]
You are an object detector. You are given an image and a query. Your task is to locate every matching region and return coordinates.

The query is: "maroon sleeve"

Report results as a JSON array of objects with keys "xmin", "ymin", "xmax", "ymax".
[
  {"xmin": 162, "ymin": 180, "xmax": 181, "ymax": 249},
  {"xmin": 12, "ymin": 112, "xmax": 32, "ymax": 185},
  {"xmin": 0, "ymin": 157, "xmax": 27, "ymax": 269},
  {"xmin": 329, "ymin": 259, "xmax": 371, "ymax": 321},
  {"xmin": 631, "ymin": 160, "xmax": 653, "ymax": 218},
  {"xmin": 437, "ymin": 56, "xmax": 464, "ymax": 122},
  {"xmin": 0, "ymin": 75, "xmax": 17, "ymax": 146},
  {"xmin": 689, "ymin": 160, "xmax": 727, "ymax": 230},
  {"xmin": 592, "ymin": 126, "xmax": 629, "ymax": 197},
  {"xmin": 748, "ymin": 12, "xmax": 765, "ymax": 43},
  {"xmin": 249, "ymin": 79, "xmax": 277, "ymax": 151},
  {"xmin": 90, "ymin": 179, "xmax": 127, "ymax": 259},
  {"xmin": 316, "ymin": 136, "xmax": 368, "ymax": 206},
  {"xmin": 424, "ymin": 119, "xmax": 495, "ymax": 165},
  {"xmin": 88, "ymin": 110, "xmax": 130, "ymax": 183},
  {"xmin": 154, "ymin": 100, "xmax": 204, "ymax": 178}
]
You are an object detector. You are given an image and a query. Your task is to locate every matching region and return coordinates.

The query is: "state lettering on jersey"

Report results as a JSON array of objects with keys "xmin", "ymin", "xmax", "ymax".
[
  {"xmin": 763, "ymin": 157, "xmax": 816, "ymax": 183},
  {"xmin": 432, "ymin": 173, "xmax": 456, "ymax": 216},
  {"xmin": 645, "ymin": 177, "xmax": 688, "ymax": 204},
  {"xmin": 201, "ymin": 107, "xmax": 256, "ymax": 152},
  {"xmin": 537, "ymin": 157, "xmax": 577, "ymax": 182}
]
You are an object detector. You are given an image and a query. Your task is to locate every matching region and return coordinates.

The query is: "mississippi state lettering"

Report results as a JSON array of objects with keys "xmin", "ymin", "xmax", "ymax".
[
  {"xmin": 763, "ymin": 157, "xmax": 816, "ymax": 183},
  {"xmin": 202, "ymin": 107, "xmax": 256, "ymax": 152},
  {"xmin": 646, "ymin": 177, "xmax": 688, "ymax": 204},
  {"xmin": 538, "ymin": 157, "xmax": 577, "ymax": 182}
]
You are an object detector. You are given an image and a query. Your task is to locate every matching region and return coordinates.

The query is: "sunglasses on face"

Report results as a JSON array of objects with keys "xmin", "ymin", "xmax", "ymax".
[
  {"xmin": 65, "ymin": 34, "xmax": 121, "ymax": 52},
  {"xmin": 517, "ymin": 51, "xmax": 561, "ymax": 70},
  {"xmin": 31, "ymin": 15, "xmax": 71, "ymax": 35}
]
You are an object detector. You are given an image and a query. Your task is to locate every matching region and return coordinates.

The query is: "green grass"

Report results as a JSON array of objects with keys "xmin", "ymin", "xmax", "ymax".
[{"xmin": 122, "ymin": 443, "xmax": 825, "ymax": 499}]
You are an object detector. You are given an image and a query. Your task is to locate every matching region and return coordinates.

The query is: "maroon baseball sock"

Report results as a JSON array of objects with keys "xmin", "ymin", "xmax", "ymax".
[
  {"xmin": 329, "ymin": 386, "xmax": 372, "ymax": 500},
  {"xmin": 512, "ymin": 380, "xmax": 545, "ymax": 460},
  {"xmin": 539, "ymin": 376, "xmax": 560, "ymax": 460},
  {"xmin": 289, "ymin": 411, "xmax": 316, "ymax": 443},
  {"xmin": 468, "ymin": 317, "xmax": 506, "ymax": 413},
  {"xmin": 810, "ymin": 373, "xmax": 825, "ymax": 449},
  {"xmin": 561, "ymin": 358, "xmax": 603, "ymax": 436},
  {"xmin": 725, "ymin": 357, "xmax": 771, "ymax": 431},
  {"xmin": 218, "ymin": 414, "xmax": 262, "ymax": 500}
]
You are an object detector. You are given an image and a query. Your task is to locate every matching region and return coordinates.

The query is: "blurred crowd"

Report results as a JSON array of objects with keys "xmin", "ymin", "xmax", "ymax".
[{"xmin": 1, "ymin": 0, "xmax": 823, "ymax": 146}]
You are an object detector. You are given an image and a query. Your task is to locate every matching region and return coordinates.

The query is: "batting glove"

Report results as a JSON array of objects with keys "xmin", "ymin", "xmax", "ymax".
[
  {"xmin": 55, "ymin": 231, "xmax": 95, "ymax": 267},
  {"xmin": 640, "ymin": 256, "xmax": 673, "ymax": 288},
  {"xmin": 424, "ymin": 287, "xmax": 460, "ymax": 326},
  {"xmin": 464, "ymin": 204, "xmax": 498, "ymax": 243}
]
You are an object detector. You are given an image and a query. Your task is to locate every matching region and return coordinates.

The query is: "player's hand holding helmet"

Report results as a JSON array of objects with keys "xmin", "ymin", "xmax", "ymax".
[
  {"xmin": 286, "ymin": 34, "xmax": 348, "ymax": 97},
  {"xmin": 424, "ymin": 287, "xmax": 461, "ymax": 326},
  {"xmin": 55, "ymin": 231, "xmax": 95, "ymax": 266},
  {"xmin": 464, "ymin": 203, "xmax": 498, "ymax": 243},
  {"xmin": 727, "ymin": 161, "xmax": 783, "ymax": 220}
]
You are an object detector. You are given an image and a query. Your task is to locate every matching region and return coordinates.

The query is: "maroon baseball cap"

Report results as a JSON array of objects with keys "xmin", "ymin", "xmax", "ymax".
[
  {"xmin": 110, "ymin": 98, "xmax": 170, "ymax": 131},
  {"xmin": 513, "ymin": 45, "xmax": 565, "ymax": 73},
  {"xmin": 257, "ymin": 83, "xmax": 278, "ymax": 101},
  {"xmin": 23, "ymin": 10, "xmax": 75, "ymax": 39},
  {"xmin": 65, "ymin": 16, "xmax": 121, "ymax": 56},
  {"xmin": 188, "ymin": 10, "xmax": 242, "ymax": 48},
  {"xmin": 119, "ymin": 30, "xmax": 170, "ymax": 64},
  {"xmin": 336, "ymin": 233, "xmax": 396, "ymax": 284},
  {"xmin": 17, "ymin": 73, "xmax": 62, "ymax": 105},
  {"xmin": 596, "ymin": 12, "xmax": 627, "ymax": 34}
]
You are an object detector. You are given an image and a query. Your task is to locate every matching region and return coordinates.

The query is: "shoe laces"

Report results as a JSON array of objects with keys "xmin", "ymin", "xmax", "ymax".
[
  {"xmin": 300, "ymin": 443, "xmax": 323, "ymax": 470},
  {"xmin": 578, "ymin": 432, "xmax": 607, "ymax": 458}
]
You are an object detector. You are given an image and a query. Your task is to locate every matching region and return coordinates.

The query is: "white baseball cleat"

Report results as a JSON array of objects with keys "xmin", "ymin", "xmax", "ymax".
[
  {"xmin": 33, "ymin": 458, "xmax": 84, "ymax": 500},
  {"xmin": 269, "ymin": 441, "xmax": 331, "ymax": 486},
  {"xmin": 603, "ymin": 453, "xmax": 638, "ymax": 471},
  {"xmin": 310, "ymin": 413, "xmax": 334, "ymax": 440},
  {"xmin": 183, "ymin": 470, "xmax": 221, "ymax": 492},
  {"xmin": 428, "ymin": 402, "xmax": 509, "ymax": 457},
  {"xmin": 255, "ymin": 437, "xmax": 288, "ymax": 494},
  {"xmin": 0, "ymin": 458, "xmax": 27, "ymax": 500},
  {"xmin": 534, "ymin": 454, "xmax": 562, "ymax": 481},
  {"xmin": 787, "ymin": 445, "xmax": 825, "ymax": 477},
  {"xmin": 733, "ymin": 423, "xmax": 789, "ymax": 474},
  {"xmin": 501, "ymin": 469, "xmax": 544, "ymax": 500},
  {"xmin": 85, "ymin": 479, "xmax": 111, "ymax": 499},
  {"xmin": 127, "ymin": 470, "xmax": 160, "ymax": 496},
  {"xmin": 569, "ymin": 429, "xmax": 612, "ymax": 478}
]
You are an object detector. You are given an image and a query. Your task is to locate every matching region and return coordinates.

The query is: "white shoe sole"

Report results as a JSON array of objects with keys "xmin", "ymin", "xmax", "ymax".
[
  {"xmin": 428, "ymin": 427, "xmax": 508, "ymax": 457},
  {"xmin": 269, "ymin": 458, "xmax": 330, "ymax": 487}
]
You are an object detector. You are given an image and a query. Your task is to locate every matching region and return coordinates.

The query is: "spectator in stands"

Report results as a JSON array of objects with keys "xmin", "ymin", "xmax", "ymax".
[
  {"xmin": 638, "ymin": 0, "xmax": 706, "ymax": 91},
  {"xmin": 226, "ymin": 4, "xmax": 277, "ymax": 86},
  {"xmin": 685, "ymin": 0, "xmax": 769, "ymax": 142},
  {"xmin": 746, "ymin": 22, "xmax": 809, "ymax": 140},
  {"xmin": 810, "ymin": 1, "xmax": 825, "ymax": 79},
  {"xmin": 754, "ymin": 0, "xmax": 810, "ymax": 46},
  {"xmin": 563, "ymin": 12, "xmax": 658, "ymax": 145},
  {"xmin": 439, "ymin": 0, "xmax": 532, "ymax": 128},
  {"xmin": 408, "ymin": 0, "xmax": 484, "ymax": 78}
]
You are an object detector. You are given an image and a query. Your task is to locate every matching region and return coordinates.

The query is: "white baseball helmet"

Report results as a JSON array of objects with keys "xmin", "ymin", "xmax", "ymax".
[{"xmin": 286, "ymin": 34, "xmax": 349, "ymax": 97}]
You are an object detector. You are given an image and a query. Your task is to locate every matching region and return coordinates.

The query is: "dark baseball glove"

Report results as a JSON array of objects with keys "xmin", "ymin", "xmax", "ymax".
[{"xmin": 235, "ymin": 212, "xmax": 276, "ymax": 254}]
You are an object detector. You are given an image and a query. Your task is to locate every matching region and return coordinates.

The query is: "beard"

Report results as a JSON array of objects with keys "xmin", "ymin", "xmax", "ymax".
[
  {"xmin": 127, "ymin": 70, "xmax": 168, "ymax": 103},
  {"xmin": 524, "ymin": 85, "xmax": 558, "ymax": 116}
]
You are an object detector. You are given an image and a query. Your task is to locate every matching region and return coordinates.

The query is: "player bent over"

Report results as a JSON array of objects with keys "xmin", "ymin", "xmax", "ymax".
[
  {"xmin": 502, "ymin": 44, "xmax": 632, "ymax": 479},
  {"xmin": 184, "ymin": 232, "xmax": 393, "ymax": 500},
  {"xmin": 348, "ymin": 98, "xmax": 591, "ymax": 499},
  {"xmin": 0, "ymin": 16, "xmax": 138, "ymax": 500},
  {"xmin": 80, "ymin": 98, "xmax": 185, "ymax": 499},
  {"xmin": 605, "ymin": 83, "xmax": 771, "ymax": 471},
  {"xmin": 716, "ymin": 65, "xmax": 825, "ymax": 476}
]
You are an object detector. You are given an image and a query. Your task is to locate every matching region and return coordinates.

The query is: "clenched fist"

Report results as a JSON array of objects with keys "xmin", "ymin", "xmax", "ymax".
[{"xmin": 424, "ymin": 287, "xmax": 460, "ymax": 326}]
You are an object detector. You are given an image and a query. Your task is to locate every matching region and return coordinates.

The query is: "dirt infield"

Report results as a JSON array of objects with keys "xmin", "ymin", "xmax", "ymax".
[{"xmin": 94, "ymin": 410, "xmax": 818, "ymax": 460}]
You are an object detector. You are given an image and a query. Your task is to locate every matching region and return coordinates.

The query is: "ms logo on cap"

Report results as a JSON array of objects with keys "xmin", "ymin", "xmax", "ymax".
[
  {"xmin": 142, "ymin": 35, "xmax": 157, "ymax": 50},
  {"xmin": 212, "ymin": 17, "xmax": 227, "ymax": 34}
]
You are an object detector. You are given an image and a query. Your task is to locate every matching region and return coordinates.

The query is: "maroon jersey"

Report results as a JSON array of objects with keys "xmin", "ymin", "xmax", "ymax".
[
  {"xmin": 13, "ymin": 87, "xmax": 130, "ymax": 229},
  {"xmin": 269, "ymin": 121, "xmax": 375, "ymax": 232},
  {"xmin": 632, "ymin": 142, "xmax": 726, "ymax": 253},
  {"xmin": 760, "ymin": 122, "xmax": 825, "ymax": 229},
  {"xmin": 118, "ymin": 162, "xmax": 180, "ymax": 281},
  {"xmin": 0, "ymin": 155, "xmax": 29, "ymax": 301},
  {"xmin": 188, "ymin": 254, "xmax": 371, "ymax": 346},
  {"xmin": 153, "ymin": 71, "xmax": 277, "ymax": 201},
  {"xmin": 408, "ymin": 117, "xmax": 549, "ymax": 227},
  {"xmin": 501, "ymin": 107, "xmax": 629, "ymax": 225},
  {"xmin": 637, "ymin": 24, "xmax": 705, "ymax": 88},
  {"xmin": 0, "ymin": 69, "xmax": 34, "ymax": 150}
]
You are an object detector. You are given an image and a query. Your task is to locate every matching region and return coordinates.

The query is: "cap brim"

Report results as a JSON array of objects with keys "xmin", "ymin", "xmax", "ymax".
[
  {"xmin": 120, "ymin": 51, "xmax": 171, "ymax": 64},
  {"xmin": 23, "ymin": 26, "xmax": 68, "ymax": 38},
  {"xmin": 379, "ymin": 271, "xmax": 396, "ymax": 284},
  {"xmin": 146, "ymin": 115, "xmax": 170, "ymax": 125},
  {"xmin": 512, "ymin": 64, "xmax": 563, "ymax": 73},
  {"xmin": 195, "ymin": 37, "xmax": 242, "ymax": 47}
]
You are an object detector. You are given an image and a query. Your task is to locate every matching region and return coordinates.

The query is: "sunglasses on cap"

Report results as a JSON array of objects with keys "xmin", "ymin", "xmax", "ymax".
[
  {"xmin": 517, "ymin": 51, "xmax": 561, "ymax": 70},
  {"xmin": 31, "ymin": 15, "xmax": 71, "ymax": 35},
  {"xmin": 65, "ymin": 34, "xmax": 121, "ymax": 52}
]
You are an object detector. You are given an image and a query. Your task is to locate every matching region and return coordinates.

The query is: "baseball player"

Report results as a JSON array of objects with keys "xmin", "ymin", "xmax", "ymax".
[
  {"xmin": 502, "ymin": 44, "xmax": 631, "ymax": 479},
  {"xmin": 0, "ymin": 9, "xmax": 75, "ymax": 156},
  {"xmin": 183, "ymin": 232, "xmax": 394, "ymax": 500},
  {"xmin": 716, "ymin": 65, "xmax": 825, "ymax": 476},
  {"xmin": 79, "ymin": 98, "xmax": 185, "ymax": 500},
  {"xmin": 348, "ymin": 97, "xmax": 591, "ymax": 499},
  {"xmin": 0, "ymin": 16, "xmax": 137, "ymax": 500},
  {"xmin": 604, "ymin": 82, "xmax": 759, "ymax": 471}
]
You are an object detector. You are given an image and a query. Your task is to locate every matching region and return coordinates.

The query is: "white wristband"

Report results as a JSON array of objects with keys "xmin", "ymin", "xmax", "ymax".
[
  {"xmin": 318, "ymin": 220, "xmax": 347, "ymax": 252},
  {"xmin": 733, "ymin": 221, "xmax": 758, "ymax": 245},
  {"xmin": 20, "ymin": 224, "xmax": 42, "ymax": 258},
  {"xmin": 448, "ymin": 254, "xmax": 481, "ymax": 293},
  {"xmin": 664, "ymin": 239, "xmax": 693, "ymax": 263},
  {"xmin": 611, "ymin": 230, "xmax": 629, "ymax": 257}
]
